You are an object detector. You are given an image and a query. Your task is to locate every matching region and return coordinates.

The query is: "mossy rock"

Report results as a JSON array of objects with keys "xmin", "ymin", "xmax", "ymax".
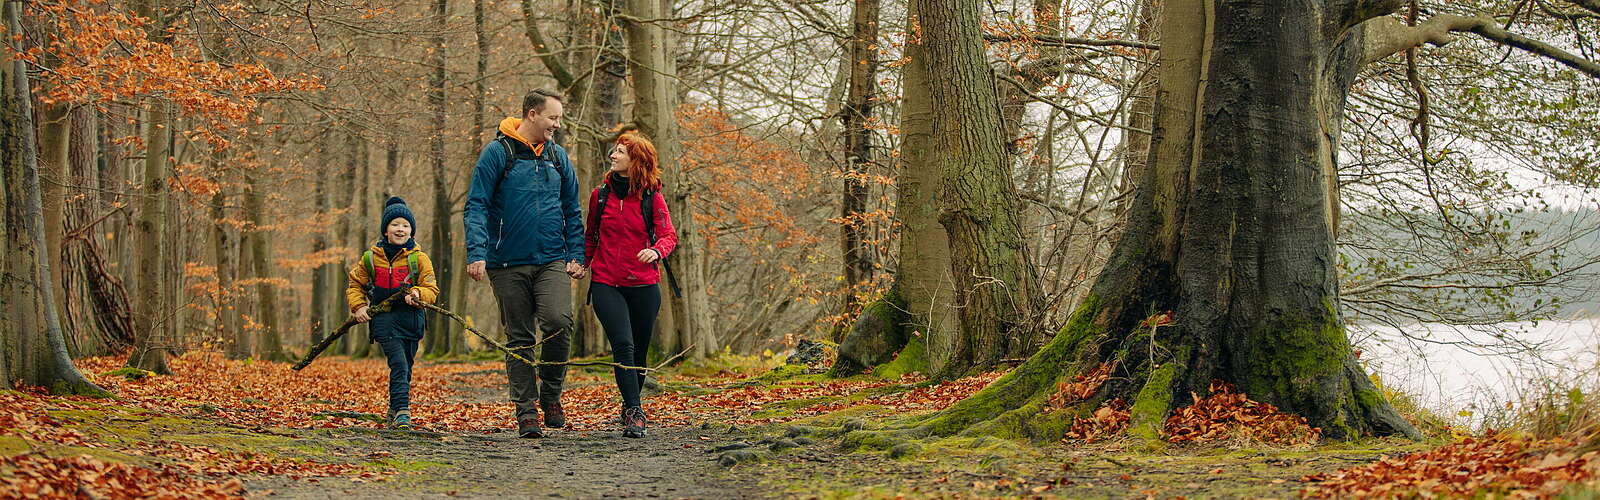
[
  {"xmin": 100, "ymin": 367, "xmax": 157, "ymax": 381},
  {"xmin": 831, "ymin": 292, "xmax": 910, "ymax": 377}
]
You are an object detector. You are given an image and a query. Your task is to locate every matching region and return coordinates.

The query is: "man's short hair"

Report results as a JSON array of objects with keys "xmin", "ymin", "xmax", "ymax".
[{"xmin": 522, "ymin": 89, "xmax": 563, "ymax": 117}]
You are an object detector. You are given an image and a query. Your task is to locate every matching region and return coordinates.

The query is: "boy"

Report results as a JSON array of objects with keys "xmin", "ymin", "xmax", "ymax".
[{"xmin": 346, "ymin": 196, "xmax": 441, "ymax": 429}]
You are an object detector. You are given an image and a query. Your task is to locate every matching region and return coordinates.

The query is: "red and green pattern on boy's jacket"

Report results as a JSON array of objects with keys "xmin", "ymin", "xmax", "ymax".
[{"xmin": 345, "ymin": 243, "xmax": 441, "ymax": 340}]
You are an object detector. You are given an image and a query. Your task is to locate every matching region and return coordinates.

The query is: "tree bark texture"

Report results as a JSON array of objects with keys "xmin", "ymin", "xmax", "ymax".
[
  {"xmin": 245, "ymin": 174, "xmax": 287, "ymax": 361},
  {"xmin": 4, "ymin": 1, "xmax": 106, "ymax": 395},
  {"xmin": 127, "ymin": 98, "xmax": 172, "ymax": 374},
  {"xmin": 876, "ymin": 0, "xmax": 1420, "ymax": 442},
  {"xmin": 427, "ymin": 0, "xmax": 457, "ymax": 356},
  {"xmin": 916, "ymin": 0, "xmax": 1044, "ymax": 379},
  {"xmin": 838, "ymin": 0, "xmax": 880, "ymax": 319},
  {"xmin": 622, "ymin": 0, "xmax": 715, "ymax": 361}
]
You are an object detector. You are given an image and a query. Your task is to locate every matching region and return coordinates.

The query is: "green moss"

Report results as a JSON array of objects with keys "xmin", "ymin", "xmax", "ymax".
[
  {"xmin": 903, "ymin": 296, "xmax": 1104, "ymax": 437},
  {"xmin": 759, "ymin": 364, "xmax": 809, "ymax": 383},
  {"xmin": 365, "ymin": 458, "xmax": 451, "ymax": 472},
  {"xmin": 838, "ymin": 430, "xmax": 908, "ymax": 452},
  {"xmin": 872, "ymin": 336, "xmax": 927, "ymax": 380},
  {"xmin": 100, "ymin": 367, "xmax": 157, "ymax": 380},
  {"xmin": 1129, "ymin": 347, "xmax": 1190, "ymax": 448}
]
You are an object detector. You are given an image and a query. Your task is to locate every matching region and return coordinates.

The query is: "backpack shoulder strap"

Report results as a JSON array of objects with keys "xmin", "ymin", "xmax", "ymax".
[
  {"xmin": 361, "ymin": 250, "xmax": 375, "ymax": 276},
  {"xmin": 592, "ymin": 184, "xmax": 611, "ymax": 241},
  {"xmin": 641, "ymin": 188, "xmax": 657, "ymax": 245},
  {"xmin": 496, "ymin": 137, "xmax": 518, "ymax": 184},
  {"xmin": 405, "ymin": 252, "xmax": 421, "ymax": 284}
]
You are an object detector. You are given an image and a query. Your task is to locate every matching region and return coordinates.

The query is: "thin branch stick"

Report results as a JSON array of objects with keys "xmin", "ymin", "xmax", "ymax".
[{"xmin": 414, "ymin": 301, "xmax": 662, "ymax": 372}]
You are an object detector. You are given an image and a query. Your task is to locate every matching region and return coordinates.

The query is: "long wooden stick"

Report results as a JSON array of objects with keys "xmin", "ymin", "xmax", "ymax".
[
  {"xmin": 292, "ymin": 286, "xmax": 411, "ymax": 371},
  {"xmin": 414, "ymin": 301, "xmax": 673, "ymax": 373}
]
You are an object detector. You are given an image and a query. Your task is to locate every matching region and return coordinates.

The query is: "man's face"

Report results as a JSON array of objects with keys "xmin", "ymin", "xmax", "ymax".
[{"xmin": 524, "ymin": 99, "xmax": 563, "ymax": 144}]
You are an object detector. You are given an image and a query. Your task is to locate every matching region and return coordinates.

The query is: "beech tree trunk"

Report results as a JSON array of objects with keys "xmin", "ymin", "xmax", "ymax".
[
  {"xmin": 876, "ymin": 0, "xmax": 1421, "ymax": 442},
  {"xmin": 426, "ymin": 0, "xmax": 457, "ymax": 356},
  {"xmin": 2, "ymin": 1, "xmax": 107, "ymax": 395},
  {"xmin": 622, "ymin": 0, "xmax": 715, "ymax": 361},
  {"xmin": 244, "ymin": 174, "xmax": 287, "ymax": 361},
  {"xmin": 837, "ymin": 0, "xmax": 879, "ymax": 321},
  {"xmin": 918, "ymin": 0, "xmax": 1043, "ymax": 379}
]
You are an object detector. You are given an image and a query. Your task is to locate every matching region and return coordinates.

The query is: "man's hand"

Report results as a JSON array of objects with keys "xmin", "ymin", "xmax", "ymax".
[
  {"xmin": 565, "ymin": 261, "xmax": 587, "ymax": 279},
  {"xmin": 636, "ymin": 248, "xmax": 661, "ymax": 263},
  {"xmin": 404, "ymin": 288, "xmax": 421, "ymax": 306},
  {"xmin": 467, "ymin": 260, "xmax": 487, "ymax": 282},
  {"xmin": 354, "ymin": 306, "xmax": 372, "ymax": 323}
]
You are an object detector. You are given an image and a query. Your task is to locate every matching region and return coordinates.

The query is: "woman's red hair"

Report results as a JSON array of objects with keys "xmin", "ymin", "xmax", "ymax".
[{"xmin": 616, "ymin": 133, "xmax": 662, "ymax": 193}]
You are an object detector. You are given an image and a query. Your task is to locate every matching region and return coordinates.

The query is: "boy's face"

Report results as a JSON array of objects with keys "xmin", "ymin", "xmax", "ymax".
[{"xmin": 385, "ymin": 218, "xmax": 412, "ymax": 245}]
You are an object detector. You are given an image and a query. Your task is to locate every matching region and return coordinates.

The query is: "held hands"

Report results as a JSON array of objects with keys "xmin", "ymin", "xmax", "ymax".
[
  {"xmin": 565, "ymin": 261, "xmax": 587, "ymax": 279},
  {"xmin": 467, "ymin": 260, "xmax": 487, "ymax": 282},
  {"xmin": 354, "ymin": 306, "xmax": 372, "ymax": 323},
  {"xmin": 636, "ymin": 248, "xmax": 661, "ymax": 263}
]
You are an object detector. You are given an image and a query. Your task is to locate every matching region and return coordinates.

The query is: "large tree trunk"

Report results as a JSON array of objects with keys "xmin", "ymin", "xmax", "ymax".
[
  {"xmin": 126, "ymin": 0, "xmax": 171, "ymax": 374},
  {"xmin": 889, "ymin": 0, "xmax": 1420, "ymax": 442},
  {"xmin": 244, "ymin": 174, "xmax": 287, "ymax": 361},
  {"xmin": 2, "ymin": 1, "xmax": 107, "ymax": 395},
  {"xmin": 426, "ymin": 0, "xmax": 457, "ymax": 357},
  {"xmin": 212, "ymin": 186, "xmax": 245, "ymax": 359},
  {"xmin": 836, "ymin": 0, "xmax": 880, "ymax": 325},
  {"xmin": 127, "ymin": 97, "xmax": 172, "ymax": 374},
  {"xmin": 38, "ymin": 104, "xmax": 71, "ymax": 341},
  {"xmin": 622, "ymin": 0, "xmax": 714, "ymax": 361},
  {"xmin": 918, "ymin": 0, "xmax": 1043, "ymax": 379},
  {"xmin": 309, "ymin": 143, "xmax": 331, "ymax": 346},
  {"xmin": 835, "ymin": 0, "xmax": 955, "ymax": 377}
]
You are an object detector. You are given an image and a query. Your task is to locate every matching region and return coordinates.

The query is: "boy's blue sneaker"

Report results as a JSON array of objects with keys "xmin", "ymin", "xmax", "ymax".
[{"xmin": 390, "ymin": 410, "xmax": 413, "ymax": 430}]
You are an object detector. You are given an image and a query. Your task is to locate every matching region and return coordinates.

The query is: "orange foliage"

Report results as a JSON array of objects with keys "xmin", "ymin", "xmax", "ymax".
[
  {"xmin": 8, "ymin": 0, "xmax": 323, "ymax": 149},
  {"xmin": 676, "ymin": 104, "xmax": 821, "ymax": 255},
  {"xmin": 1048, "ymin": 362, "xmax": 1115, "ymax": 410},
  {"xmin": 0, "ymin": 454, "xmax": 246, "ymax": 500},
  {"xmin": 1163, "ymin": 382, "xmax": 1321, "ymax": 446},
  {"xmin": 1303, "ymin": 433, "xmax": 1600, "ymax": 498},
  {"xmin": 1065, "ymin": 398, "xmax": 1130, "ymax": 443}
]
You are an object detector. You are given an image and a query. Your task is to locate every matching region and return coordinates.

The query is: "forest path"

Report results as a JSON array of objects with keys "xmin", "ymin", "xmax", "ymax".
[{"xmin": 243, "ymin": 367, "xmax": 766, "ymax": 499}]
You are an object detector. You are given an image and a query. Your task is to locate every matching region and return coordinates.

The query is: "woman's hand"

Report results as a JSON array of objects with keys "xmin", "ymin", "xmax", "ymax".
[
  {"xmin": 636, "ymin": 248, "xmax": 661, "ymax": 263},
  {"xmin": 354, "ymin": 306, "xmax": 372, "ymax": 323},
  {"xmin": 404, "ymin": 289, "xmax": 421, "ymax": 306}
]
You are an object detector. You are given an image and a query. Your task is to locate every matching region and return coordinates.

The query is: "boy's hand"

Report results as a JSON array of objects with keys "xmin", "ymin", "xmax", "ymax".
[
  {"xmin": 354, "ymin": 306, "xmax": 372, "ymax": 323},
  {"xmin": 467, "ymin": 260, "xmax": 487, "ymax": 282},
  {"xmin": 404, "ymin": 289, "xmax": 421, "ymax": 306}
]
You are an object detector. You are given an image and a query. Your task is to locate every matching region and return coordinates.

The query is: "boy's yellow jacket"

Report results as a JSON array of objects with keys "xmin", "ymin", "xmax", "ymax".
[{"xmin": 345, "ymin": 243, "xmax": 441, "ymax": 312}]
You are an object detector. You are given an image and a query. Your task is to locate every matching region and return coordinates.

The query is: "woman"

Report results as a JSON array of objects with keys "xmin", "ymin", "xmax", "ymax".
[{"xmin": 584, "ymin": 132, "xmax": 678, "ymax": 438}]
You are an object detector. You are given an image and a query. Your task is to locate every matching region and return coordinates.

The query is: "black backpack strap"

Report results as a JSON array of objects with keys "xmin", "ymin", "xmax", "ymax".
[
  {"xmin": 495, "ymin": 136, "xmax": 541, "ymax": 185},
  {"xmin": 641, "ymin": 189, "xmax": 682, "ymax": 298}
]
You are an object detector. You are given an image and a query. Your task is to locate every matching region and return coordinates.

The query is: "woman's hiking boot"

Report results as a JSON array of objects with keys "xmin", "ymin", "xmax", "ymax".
[
  {"xmin": 390, "ymin": 410, "xmax": 413, "ymax": 430},
  {"xmin": 622, "ymin": 406, "xmax": 647, "ymax": 438}
]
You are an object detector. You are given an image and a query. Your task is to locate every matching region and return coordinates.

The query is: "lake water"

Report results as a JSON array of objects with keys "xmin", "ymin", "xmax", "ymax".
[{"xmin": 1353, "ymin": 318, "xmax": 1600, "ymax": 428}]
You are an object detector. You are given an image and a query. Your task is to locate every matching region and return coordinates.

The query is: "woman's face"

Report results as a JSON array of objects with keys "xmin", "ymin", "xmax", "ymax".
[{"xmin": 608, "ymin": 144, "xmax": 629, "ymax": 173}]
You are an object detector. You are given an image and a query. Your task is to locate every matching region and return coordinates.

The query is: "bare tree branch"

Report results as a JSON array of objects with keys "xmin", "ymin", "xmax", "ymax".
[{"xmin": 1363, "ymin": 14, "xmax": 1600, "ymax": 79}]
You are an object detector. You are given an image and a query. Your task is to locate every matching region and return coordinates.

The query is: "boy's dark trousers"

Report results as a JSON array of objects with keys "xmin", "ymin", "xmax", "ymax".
[
  {"xmin": 377, "ymin": 336, "xmax": 420, "ymax": 415},
  {"xmin": 488, "ymin": 261, "xmax": 573, "ymax": 421}
]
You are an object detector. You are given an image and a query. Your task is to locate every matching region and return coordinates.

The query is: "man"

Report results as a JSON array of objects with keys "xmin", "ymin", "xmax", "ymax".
[{"xmin": 464, "ymin": 89, "xmax": 587, "ymax": 438}]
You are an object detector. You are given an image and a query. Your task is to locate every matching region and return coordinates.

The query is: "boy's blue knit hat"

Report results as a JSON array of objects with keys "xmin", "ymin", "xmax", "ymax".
[{"xmin": 381, "ymin": 196, "xmax": 417, "ymax": 235}]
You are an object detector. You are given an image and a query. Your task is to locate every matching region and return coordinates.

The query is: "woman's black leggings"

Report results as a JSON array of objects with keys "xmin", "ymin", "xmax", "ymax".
[{"xmin": 590, "ymin": 282, "xmax": 660, "ymax": 408}]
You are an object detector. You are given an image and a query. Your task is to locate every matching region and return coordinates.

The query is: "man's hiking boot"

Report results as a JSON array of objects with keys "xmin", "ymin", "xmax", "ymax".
[
  {"xmin": 622, "ymin": 406, "xmax": 647, "ymax": 438},
  {"xmin": 517, "ymin": 416, "xmax": 543, "ymax": 438},
  {"xmin": 541, "ymin": 400, "xmax": 566, "ymax": 429},
  {"xmin": 390, "ymin": 410, "xmax": 413, "ymax": 430}
]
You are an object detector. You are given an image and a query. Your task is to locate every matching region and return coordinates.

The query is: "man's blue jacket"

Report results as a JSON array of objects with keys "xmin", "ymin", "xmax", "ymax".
[{"xmin": 464, "ymin": 119, "xmax": 585, "ymax": 269}]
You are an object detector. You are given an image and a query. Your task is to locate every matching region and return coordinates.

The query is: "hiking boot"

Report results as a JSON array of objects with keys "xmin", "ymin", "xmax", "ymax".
[
  {"xmin": 517, "ymin": 417, "xmax": 543, "ymax": 438},
  {"xmin": 541, "ymin": 400, "xmax": 566, "ymax": 429},
  {"xmin": 622, "ymin": 406, "xmax": 647, "ymax": 438},
  {"xmin": 390, "ymin": 410, "xmax": 413, "ymax": 430}
]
